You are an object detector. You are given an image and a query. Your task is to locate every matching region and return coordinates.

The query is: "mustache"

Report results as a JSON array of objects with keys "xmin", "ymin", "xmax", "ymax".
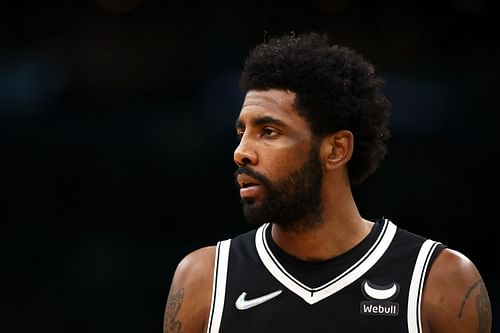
[{"xmin": 234, "ymin": 166, "xmax": 271, "ymax": 189}]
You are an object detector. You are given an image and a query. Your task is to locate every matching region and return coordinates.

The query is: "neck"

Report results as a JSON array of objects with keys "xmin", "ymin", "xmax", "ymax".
[{"xmin": 271, "ymin": 179, "xmax": 373, "ymax": 261}]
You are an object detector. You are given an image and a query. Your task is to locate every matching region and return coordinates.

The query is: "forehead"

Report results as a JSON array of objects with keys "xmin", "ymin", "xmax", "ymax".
[{"xmin": 237, "ymin": 89, "xmax": 306, "ymax": 127}]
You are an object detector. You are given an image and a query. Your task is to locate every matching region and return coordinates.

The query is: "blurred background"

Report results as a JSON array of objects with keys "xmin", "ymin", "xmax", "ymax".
[{"xmin": 1, "ymin": 0, "xmax": 498, "ymax": 332}]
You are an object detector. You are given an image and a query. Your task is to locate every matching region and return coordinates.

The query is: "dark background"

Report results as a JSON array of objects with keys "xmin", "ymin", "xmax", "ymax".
[{"xmin": 1, "ymin": 0, "xmax": 498, "ymax": 332}]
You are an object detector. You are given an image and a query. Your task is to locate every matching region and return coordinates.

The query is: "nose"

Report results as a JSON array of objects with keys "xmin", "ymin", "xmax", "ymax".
[{"xmin": 234, "ymin": 136, "xmax": 257, "ymax": 167}]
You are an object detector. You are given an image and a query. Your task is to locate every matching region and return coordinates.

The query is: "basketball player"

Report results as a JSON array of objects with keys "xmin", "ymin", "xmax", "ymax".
[{"xmin": 163, "ymin": 32, "xmax": 492, "ymax": 332}]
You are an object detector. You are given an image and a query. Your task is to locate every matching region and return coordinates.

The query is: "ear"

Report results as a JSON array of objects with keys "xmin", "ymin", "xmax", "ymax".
[{"xmin": 321, "ymin": 130, "xmax": 354, "ymax": 171}]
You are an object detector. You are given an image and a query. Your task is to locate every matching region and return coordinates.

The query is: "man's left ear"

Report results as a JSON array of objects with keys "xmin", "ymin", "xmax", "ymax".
[{"xmin": 321, "ymin": 130, "xmax": 354, "ymax": 170}]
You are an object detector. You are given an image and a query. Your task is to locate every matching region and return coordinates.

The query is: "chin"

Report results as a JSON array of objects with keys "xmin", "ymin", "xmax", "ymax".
[{"xmin": 241, "ymin": 202, "xmax": 267, "ymax": 226}]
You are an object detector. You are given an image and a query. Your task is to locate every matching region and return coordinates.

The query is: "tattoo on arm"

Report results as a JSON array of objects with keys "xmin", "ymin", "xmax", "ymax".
[
  {"xmin": 457, "ymin": 279, "xmax": 492, "ymax": 333},
  {"xmin": 165, "ymin": 288, "xmax": 185, "ymax": 333},
  {"xmin": 458, "ymin": 279, "xmax": 481, "ymax": 319}
]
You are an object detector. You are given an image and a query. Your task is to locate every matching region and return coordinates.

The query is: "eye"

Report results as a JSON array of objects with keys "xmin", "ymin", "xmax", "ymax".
[
  {"xmin": 235, "ymin": 129, "xmax": 244, "ymax": 141},
  {"xmin": 262, "ymin": 127, "xmax": 279, "ymax": 138}
]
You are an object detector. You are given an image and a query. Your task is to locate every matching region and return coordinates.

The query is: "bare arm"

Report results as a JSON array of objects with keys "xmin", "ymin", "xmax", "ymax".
[
  {"xmin": 422, "ymin": 248, "xmax": 492, "ymax": 333},
  {"xmin": 164, "ymin": 246, "xmax": 216, "ymax": 333}
]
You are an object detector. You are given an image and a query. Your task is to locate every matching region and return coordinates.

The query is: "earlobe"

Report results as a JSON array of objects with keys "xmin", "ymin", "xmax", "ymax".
[{"xmin": 323, "ymin": 130, "xmax": 354, "ymax": 170}]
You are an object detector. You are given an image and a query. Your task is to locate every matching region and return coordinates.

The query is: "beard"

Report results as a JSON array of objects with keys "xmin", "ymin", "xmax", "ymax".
[{"xmin": 234, "ymin": 145, "xmax": 324, "ymax": 232}]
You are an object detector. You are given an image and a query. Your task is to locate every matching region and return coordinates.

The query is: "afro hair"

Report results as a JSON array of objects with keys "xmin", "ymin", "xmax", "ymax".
[{"xmin": 240, "ymin": 32, "xmax": 391, "ymax": 184}]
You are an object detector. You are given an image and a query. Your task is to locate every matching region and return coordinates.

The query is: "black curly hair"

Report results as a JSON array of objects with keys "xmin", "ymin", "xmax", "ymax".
[{"xmin": 240, "ymin": 32, "xmax": 391, "ymax": 185}]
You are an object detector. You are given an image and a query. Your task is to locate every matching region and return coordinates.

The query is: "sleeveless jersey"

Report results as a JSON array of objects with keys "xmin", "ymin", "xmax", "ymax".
[{"xmin": 206, "ymin": 219, "xmax": 445, "ymax": 333}]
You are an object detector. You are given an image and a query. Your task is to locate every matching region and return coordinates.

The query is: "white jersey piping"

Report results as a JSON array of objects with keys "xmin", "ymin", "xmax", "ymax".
[
  {"xmin": 206, "ymin": 239, "xmax": 231, "ymax": 333},
  {"xmin": 255, "ymin": 219, "xmax": 398, "ymax": 305},
  {"xmin": 407, "ymin": 239, "xmax": 440, "ymax": 333}
]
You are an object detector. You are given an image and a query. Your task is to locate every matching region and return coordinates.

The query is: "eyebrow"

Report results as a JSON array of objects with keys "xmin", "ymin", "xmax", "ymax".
[{"xmin": 235, "ymin": 116, "xmax": 286, "ymax": 129}]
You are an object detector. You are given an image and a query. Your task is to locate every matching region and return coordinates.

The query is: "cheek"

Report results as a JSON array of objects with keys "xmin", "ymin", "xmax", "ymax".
[{"xmin": 263, "ymin": 148, "xmax": 308, "ymax": 178}]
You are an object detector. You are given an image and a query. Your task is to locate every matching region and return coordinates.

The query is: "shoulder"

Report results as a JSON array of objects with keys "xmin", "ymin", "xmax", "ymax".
[
  {"xmin": 174, "ymin": 245, "xmax": 217, "ymax": 281},
  {"xmin": 421, "ymin": 248, "xmax": 492, "ymax": 333},
  {"xmin": 164, "ymin": 246, "xmax": 217, "ymax": 333}
]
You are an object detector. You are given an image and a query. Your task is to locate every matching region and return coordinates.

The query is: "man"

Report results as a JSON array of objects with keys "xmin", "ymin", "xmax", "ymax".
[{"xmin": 163, "ymin": 32, "xmax": 492, "ymax": 332}]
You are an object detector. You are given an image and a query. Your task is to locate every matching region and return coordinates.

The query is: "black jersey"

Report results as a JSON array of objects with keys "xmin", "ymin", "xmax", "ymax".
[{"xmin": 206, "ymin": 219, "xmax": 445, "ymax": 333}]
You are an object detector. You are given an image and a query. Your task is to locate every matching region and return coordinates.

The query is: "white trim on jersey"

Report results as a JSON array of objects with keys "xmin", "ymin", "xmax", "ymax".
[
  {"xmin": 255, "ymin": 219, "xmax": 398, "ymax": 305},
  {"xmin": 206, "ymin": 239, "xmax": 231, "ymax": 333},
  {"xmin": 407, "ymin": 239, "xmax": 441, "ymax": 333}
]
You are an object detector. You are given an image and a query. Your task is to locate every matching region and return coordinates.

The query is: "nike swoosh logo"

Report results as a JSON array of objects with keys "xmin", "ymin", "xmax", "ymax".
[
  {"xmin": 362, "ymin": 280, "xmax": 398, "ymax": 300},
  {"xmin": 235, "ymin": 289, "xmax": 282, "ymax": 310}
]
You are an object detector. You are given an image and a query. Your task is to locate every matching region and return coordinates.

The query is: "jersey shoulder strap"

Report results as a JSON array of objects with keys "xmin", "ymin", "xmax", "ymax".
[{"xmin": 206, "ymin": 239, "xmax": 231, "ymax": 333}]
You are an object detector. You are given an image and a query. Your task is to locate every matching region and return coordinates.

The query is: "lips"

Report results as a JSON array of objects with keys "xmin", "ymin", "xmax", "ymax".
[
  {"xmin": 237, "ymin": 174, "xmax": 261, "ymax": 189},
  {"xmin": 236, "ymin": 174, "xmax": 262, "ymax": 199}
]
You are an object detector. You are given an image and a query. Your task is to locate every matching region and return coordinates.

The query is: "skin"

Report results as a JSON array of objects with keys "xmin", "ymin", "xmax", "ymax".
[{"xmin": 164, "ymin": 89, "xmax": 492, "ymax": 333}]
